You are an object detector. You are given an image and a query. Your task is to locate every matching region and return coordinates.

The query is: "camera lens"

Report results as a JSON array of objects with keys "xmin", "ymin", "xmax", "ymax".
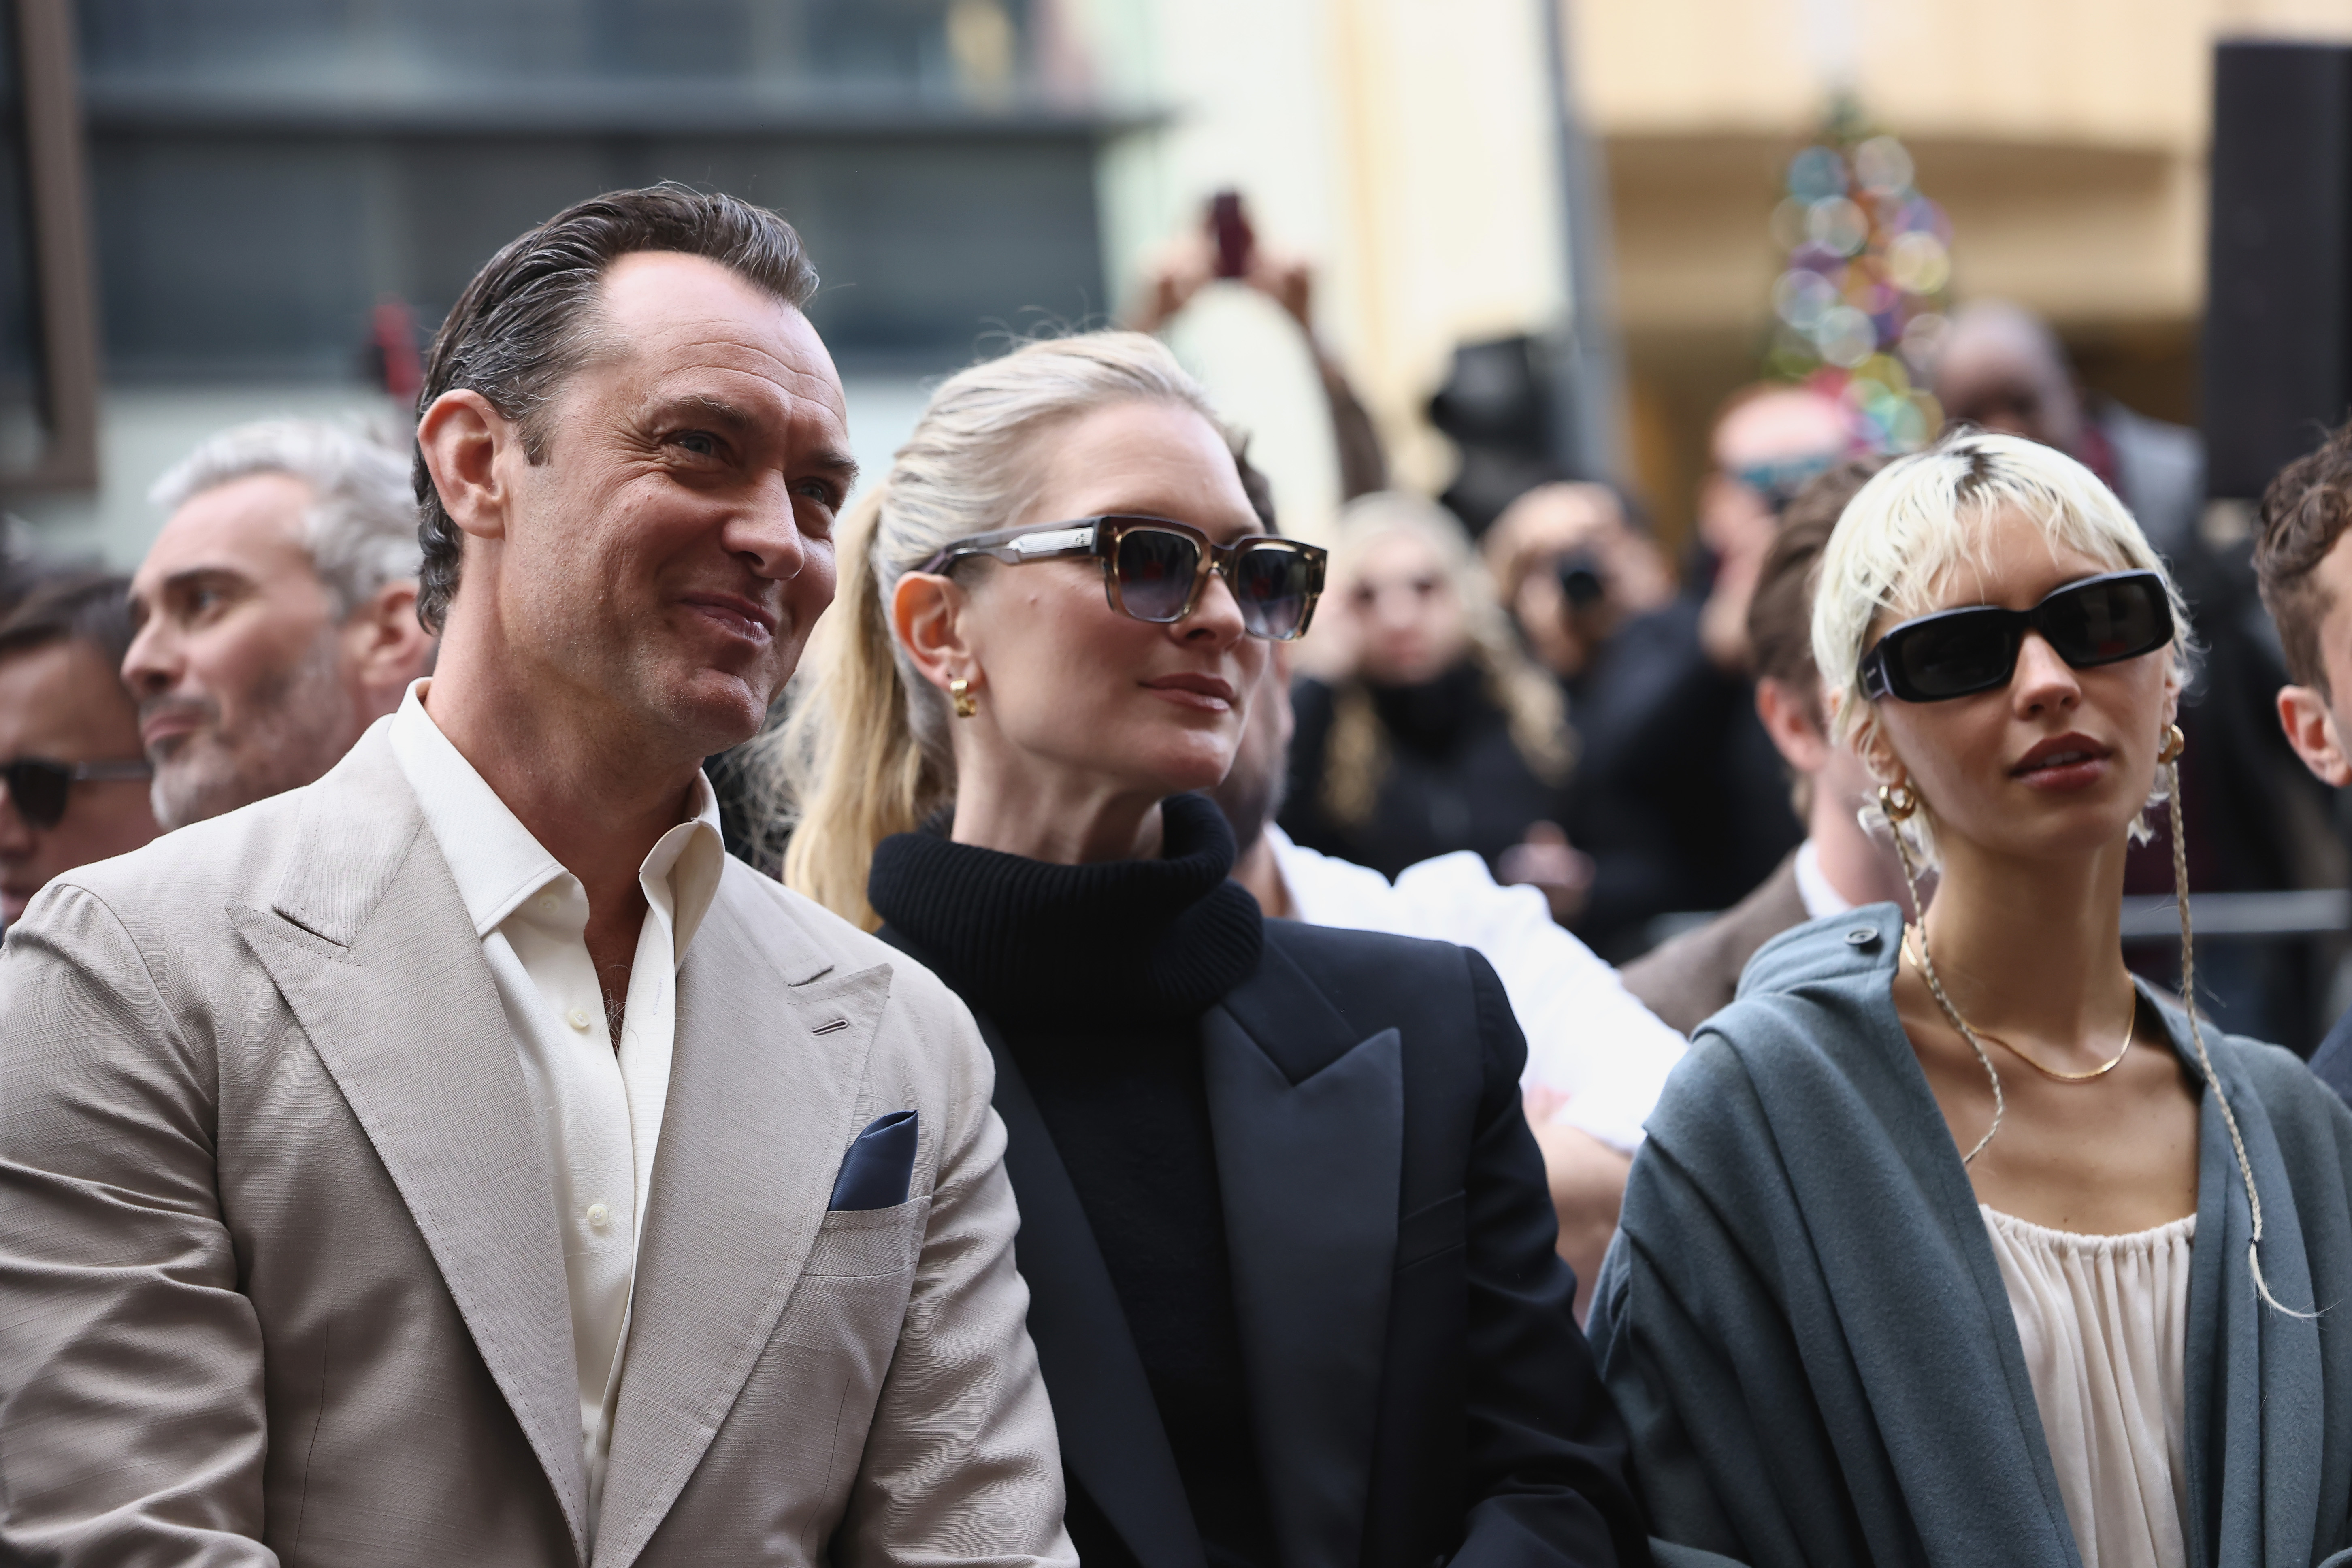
[{"xmin": 1555, "ymin": 551, "xmax": 1606, "ymax": 609}]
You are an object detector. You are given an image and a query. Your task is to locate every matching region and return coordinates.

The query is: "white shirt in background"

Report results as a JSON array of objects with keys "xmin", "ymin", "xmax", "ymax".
[
  {"xmin": 1265, "ymin": 824, "xmax": 1686, "ymax": 1154},
  {"xmin": 387, "ymin": 681, "xmax": 726, "ymax": 1528},
  {"xmin": 1792, "ymin": 838, "xmax": 1856, "ymax": 921}
]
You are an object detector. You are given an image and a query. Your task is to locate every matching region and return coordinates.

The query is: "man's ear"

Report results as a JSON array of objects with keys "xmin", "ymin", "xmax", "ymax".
[
  {"xmin": 341, "ymin": 580, "xmax": 438, "ymax": 700},
  {"xmin": 891, "ymin": 571, "xmax": 976, "ymax": 697},
  {"xmin": 415, "ymin": 390, "xmax": 515, "ymax": 543},
  {"xmin": 1755, "ymin": 677, "xmax": 1830, "ymax": 775},
  {"xmin": 2278, "ymin": 684, "xmax": 2352, "ymax": 788}
]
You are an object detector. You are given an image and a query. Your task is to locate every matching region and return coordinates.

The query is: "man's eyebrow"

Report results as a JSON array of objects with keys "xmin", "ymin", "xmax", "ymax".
[
  {"xmin": 156, "ymin": 565, "xmax": 255, "ymax": 596},
  {"xmin": 805, "ymin": 447, "xmax": 860, "ymax": 489}
]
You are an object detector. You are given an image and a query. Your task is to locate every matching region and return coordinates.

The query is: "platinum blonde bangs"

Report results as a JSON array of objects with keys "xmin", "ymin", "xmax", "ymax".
[{"xmin": 1812, "ymin": 428, "xmax": 2194, "ymax": 754}]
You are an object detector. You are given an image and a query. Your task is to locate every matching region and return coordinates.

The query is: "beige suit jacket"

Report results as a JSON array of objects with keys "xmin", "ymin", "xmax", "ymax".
[{"xmin": 0, "ymin": 729, "xmax": 1072, "ymax": 1568}]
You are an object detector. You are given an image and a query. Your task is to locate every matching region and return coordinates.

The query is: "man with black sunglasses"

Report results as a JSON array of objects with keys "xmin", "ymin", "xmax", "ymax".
[{"xmin": 0, "ymin": 573, "xmax": 158, "ymax": 927}]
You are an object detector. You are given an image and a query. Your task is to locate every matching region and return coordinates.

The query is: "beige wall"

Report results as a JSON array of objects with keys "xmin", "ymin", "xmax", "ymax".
[
  {"xmin": 1074, "ymin": 0, "xmax": 1572, "ymax": 540},
  {"xmin": 1578, "ymin": 0, "xmax": 2352, "ymax": 539}
]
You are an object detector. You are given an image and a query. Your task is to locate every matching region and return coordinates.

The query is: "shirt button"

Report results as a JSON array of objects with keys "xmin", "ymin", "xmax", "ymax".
[
  {"xmin": 568, "ymin": 1007, "xmax": 592, "ymax": 1031},
  {"xmin": 1845, "ymin": 927, "xmax": 1879, "ymax": 948},
  {"xmin": 586, "ymin": 1202, "xmax": 611, "ymax": 1229}
]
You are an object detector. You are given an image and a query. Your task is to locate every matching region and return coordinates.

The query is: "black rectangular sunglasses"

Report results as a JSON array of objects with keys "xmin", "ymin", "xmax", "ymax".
[
  {"xmin": 2, "ymin": 756, "xmax": 153, "ymax": 832},
  {"xmin": 917, "ymin": 515, "xmax": 1328, "ymax": 642},
  {"xmin": 1858, "ymin": 569, "xmax": 2174, "ymax": 704}
]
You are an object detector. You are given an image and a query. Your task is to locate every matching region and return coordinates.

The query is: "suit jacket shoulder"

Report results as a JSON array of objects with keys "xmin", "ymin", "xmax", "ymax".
[{"xmin": 1620, "ymin": 851, "xmax": 1809, "ymax": 1035}]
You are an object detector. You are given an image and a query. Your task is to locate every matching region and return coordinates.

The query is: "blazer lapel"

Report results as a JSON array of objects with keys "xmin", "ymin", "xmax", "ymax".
[
  {"xmin": 981, "ymin": 1014, "xmax": 1210, "ymax": 1568},
  {"xmin": 1204, "ymin": 941, "xmax": 1404, "ymax": 1568},
  {"xmin": 590, "ymin": 882, "xmax": 886, "ymax": 1568},
  {"xmin": 874, "ymin": 924, "xmax": 1208, "ymax": 1568},
  {"xmin": 225, "ymin": 733, "xmax": 591, "ymax": 1561}
]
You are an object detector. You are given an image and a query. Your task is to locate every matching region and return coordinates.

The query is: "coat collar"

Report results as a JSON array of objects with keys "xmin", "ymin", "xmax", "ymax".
[
  {"xmin": 1202, "ymin": 937, "xmax": 1403, "ymax": 1568},
  {"xmin": 884, "ymin": 922, "xmax": 1405, "ymax": 1568},
  {"xmin": 590, "ymin": 876, "xmax": 883, "ymax": 1568},
  {"xmin": 229, "ymin": 729, "xmax": 595, "ymax": 1560}
]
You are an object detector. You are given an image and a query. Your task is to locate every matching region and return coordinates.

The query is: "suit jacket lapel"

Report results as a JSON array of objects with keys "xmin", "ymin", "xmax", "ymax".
[
  {"xmin": 873, "ymin": 926, "xmax": 1208, "ymax": 1568},
  {"xmin": 982, "ymin": 1014, "xmax": 1210, "ymax": 1568},
  {"xmin": 1204, "ymin": 941, "xmax": 1404, "ymax": 1568},
  {"xmin": 225, "ymin": 733, "xmax": 591, "ymax": 1560},
  {"xmin": 591, "ymin": 880, "xmax": 885, "ymax": 1568}
]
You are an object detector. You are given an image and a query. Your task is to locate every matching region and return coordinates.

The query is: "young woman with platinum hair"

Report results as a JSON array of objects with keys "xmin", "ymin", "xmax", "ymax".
[
  {"xmin": 775, "ymin": 332, "xmax": 1648, "ymax": 1568},
  {"xmin": 1587, "ymin": 429, "xmax": 2352, "ymax": 1568}
]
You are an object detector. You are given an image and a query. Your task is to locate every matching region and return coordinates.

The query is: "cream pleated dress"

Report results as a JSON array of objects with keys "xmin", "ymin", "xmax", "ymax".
[{"xmin": 1981, "ymin": 1205, "xmax": 2198, "ymax": 1568}]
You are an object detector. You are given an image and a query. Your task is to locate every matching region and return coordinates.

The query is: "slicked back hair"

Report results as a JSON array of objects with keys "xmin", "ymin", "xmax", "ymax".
[
  {"xmin": 411, "ymin": 183, "xmax": 820, "ymax": 632},
  {"xmin": 2256, "ymin": 418, "xmax": 2352, "ymax": 697}
]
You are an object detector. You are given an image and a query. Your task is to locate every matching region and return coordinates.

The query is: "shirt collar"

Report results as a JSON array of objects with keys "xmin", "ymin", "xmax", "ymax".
[
  {"xmin": 1792, "ymin": 837, "xmax": 1853, "ymax": 921},
  {"xmin": 387, "ymin": 680, "xmax": 726, "ymax": 965}
]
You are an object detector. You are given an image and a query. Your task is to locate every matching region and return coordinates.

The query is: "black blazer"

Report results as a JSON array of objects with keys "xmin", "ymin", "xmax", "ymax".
[{"xmin": 881, "ymin": 918, "xmax": 1647, "ymax": 1568}]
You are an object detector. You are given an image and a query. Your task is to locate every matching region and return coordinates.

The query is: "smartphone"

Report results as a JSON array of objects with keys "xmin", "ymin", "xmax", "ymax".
[{"xmin": 1208, "ymin": 190, "xmax": 1254, "ymax": 279}]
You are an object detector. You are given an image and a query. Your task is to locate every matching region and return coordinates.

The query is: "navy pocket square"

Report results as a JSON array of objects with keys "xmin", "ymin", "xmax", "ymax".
[{"xmin": 828, "ymin": 1110, "xmax": 919, "ymax": 1211}]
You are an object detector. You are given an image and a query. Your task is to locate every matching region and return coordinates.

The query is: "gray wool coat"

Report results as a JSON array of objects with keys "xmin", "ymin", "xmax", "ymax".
[{"xmin": 1589, "ymin": 903, "xmax": 2352, "ymax": 1568}]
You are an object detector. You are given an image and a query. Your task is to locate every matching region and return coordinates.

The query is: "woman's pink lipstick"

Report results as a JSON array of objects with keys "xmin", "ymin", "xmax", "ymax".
[{"xmin": 2010, "ymin": 733, "xmax": 2113, "ymax": 792}]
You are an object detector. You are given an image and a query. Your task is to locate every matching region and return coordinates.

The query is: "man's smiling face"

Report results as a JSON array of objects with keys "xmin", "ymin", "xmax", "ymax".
[{"xmin": 475, "ymin": 249, "xmax": 856, "ymax": 756}]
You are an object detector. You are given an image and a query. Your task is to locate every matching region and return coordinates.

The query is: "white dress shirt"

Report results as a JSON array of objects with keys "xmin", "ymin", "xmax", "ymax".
[
  {"xmin": 1792, "ymin": 837, "xmax": 1856, "ymax": 920},
  {"xmin": 386, "ymin": 681, "xmax": 725, "ymax": 1527},
  {"xmin": 1265, "ymin": 825, "xmax": 1685, "ymax": 1154}
]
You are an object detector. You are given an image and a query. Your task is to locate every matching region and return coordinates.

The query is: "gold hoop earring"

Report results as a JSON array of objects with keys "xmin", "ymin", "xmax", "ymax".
[
  {"xmin": 1879, "ymin": 781, "xmax": 1919, "ymax": 822},
  {"xmin": 950, "ymin": 677, "xmax": 977, "ymax": 719},
  {"xmin": 2158, "ymin": 723, "xmax": 2185, "ymax": 765}
]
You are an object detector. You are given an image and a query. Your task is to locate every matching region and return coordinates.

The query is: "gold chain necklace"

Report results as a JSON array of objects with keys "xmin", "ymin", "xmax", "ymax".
[{"xmin": 1902, "ymin": 927, "xmax": 2137, "ymax": 1083}]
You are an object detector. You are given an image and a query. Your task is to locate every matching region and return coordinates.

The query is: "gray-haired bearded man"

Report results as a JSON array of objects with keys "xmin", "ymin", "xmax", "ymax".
[
  {"xmin": 0, "ymin": 186, "xmax": 1073, "ymax": 1568},
  {"xmin": 126, "ymin": 419, "xmax": 439, "ymax": 827}
]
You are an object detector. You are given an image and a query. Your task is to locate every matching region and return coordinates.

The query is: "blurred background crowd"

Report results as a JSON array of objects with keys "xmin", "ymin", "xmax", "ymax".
[{"xmin": 9, "ymin": 0, "xmax": 2352, "ymax": 1048}]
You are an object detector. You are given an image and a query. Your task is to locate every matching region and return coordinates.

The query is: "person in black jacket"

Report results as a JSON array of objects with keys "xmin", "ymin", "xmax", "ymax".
[
  {"xmin": 1278, "ymin": 491, "xmax": 1586, "ymax": 918},
  {"xmin": 767, "ymin": 331, "xmax": 1646, "ymax": 1568}
]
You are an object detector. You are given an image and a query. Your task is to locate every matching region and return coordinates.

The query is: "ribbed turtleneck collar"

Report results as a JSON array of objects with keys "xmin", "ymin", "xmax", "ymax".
[{"xmin": 867, "ymin": 791, "xmax": 1265, "ymax": 1027}]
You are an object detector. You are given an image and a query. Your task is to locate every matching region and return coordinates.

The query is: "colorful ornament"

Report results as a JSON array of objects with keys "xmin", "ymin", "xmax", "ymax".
[{"xmin": 1762, "ymin": 96, "xmax": 1951, "ymax": 454}]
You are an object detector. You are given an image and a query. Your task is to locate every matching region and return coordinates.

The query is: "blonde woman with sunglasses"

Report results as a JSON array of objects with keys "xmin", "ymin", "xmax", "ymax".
[
  {"xmin": 771, "ymin": 333, "xmax": 1647, "ymax": 1568},
  {"xmin": 1587, "ymin": 430, "xmax": 2352, "ymax": 1568}
]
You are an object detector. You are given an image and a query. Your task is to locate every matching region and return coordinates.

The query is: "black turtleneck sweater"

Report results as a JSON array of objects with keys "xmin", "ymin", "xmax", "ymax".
[{"xmin": 866, "ymin": 794, "xmax": 1274, "ymax": 1568}]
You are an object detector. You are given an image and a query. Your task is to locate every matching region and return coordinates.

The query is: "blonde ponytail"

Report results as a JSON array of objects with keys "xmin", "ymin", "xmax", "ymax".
[
  {"xmin": 765, "ymin": 486, "xmax": 950, "ymax": 927},
  {"xmin": 754, "ymin": 330, "xmax": 1241, "ymax": 928}
]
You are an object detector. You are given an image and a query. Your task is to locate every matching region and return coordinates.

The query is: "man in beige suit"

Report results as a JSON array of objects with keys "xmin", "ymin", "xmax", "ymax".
[{"xmin": 0, "ymin": 186, "xmax": 1073, "ymax": 1567}]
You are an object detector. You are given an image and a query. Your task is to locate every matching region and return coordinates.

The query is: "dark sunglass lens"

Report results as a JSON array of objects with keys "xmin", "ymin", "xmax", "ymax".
[
  {"xmin": 1114, "ymin": 528, "xmax": 1201, "ymax": 622},
  {"xmin": 3, "ymin": 760, "xmax": 71, "ymax": 831},
  {"xmin": 1231, "ymin": 545, "xmax": 1312, "ymax": 638},
  {"xmin": 2045, "ymin": 577, "xmax": 2168, "ymax": 666},
  {"xmin": 1897, "ymin": 613, "xmax": 2018, "ymax": 699}
]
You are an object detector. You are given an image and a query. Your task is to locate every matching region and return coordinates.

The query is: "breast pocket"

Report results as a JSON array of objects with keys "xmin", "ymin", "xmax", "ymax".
[
  {"xmin": 1395, "ymin": 1190, "xmax": 1466, "ymax": 1272},
  {"xmin": 801, "ymin": 1195, "xmax": 931, "ymax": 1278}
]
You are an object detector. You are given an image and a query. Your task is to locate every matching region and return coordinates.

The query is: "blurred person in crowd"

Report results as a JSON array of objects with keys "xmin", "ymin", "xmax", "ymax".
[
  {"xmin": 2255, "ymin": 418, "xmax": 2352, "ymax": 1101},
  {"xmin": 1280, "ymin": 491, "xmax": 1585, "ymax": 916},
  {"xmin": 124, "ymin": 419, "xmax": 437, "ymax": 829},
  {"xmin": 1591, "ymin": 431, "xmax": 2352, "ymax": 1568},
  {"xmin": 1940, "ymin": 298, "xmax": 2337, "ymax": 1041},
  {"xmin": 0, "ymin": 187, "xmax": 1073, "ymax": 1565},
  {"xmin": 1216, "ymin": 638, "xmax": 1684, "ymax": 1314},
  {"xmin": 778, "ymin": 331, "xmax": 1647, "ymax": 1568},
  {"xmin": 1482, "ymin": 480, "xmax": 1677, "ymax": 684},
  {"xmin": 1934, "ymin": 299, "xmax": 2202, "ymax": 556},
  {"xmin": 1621, "ymin": 457, "xmax": 1909, "ymax": 1033},
  {"xmin": 0, "ymin": 574, "xmax": 157, "ymax": 926},
  {"xmin": 1126, "ymin": 193, "xmax": 1388, "ymax": 503},
  {"xmin": 1563, "ymin": 384, "xmax": 1841, "ymax": 952}
]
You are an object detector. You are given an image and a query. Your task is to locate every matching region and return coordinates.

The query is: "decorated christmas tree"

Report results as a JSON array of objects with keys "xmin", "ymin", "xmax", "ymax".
[{"xmin": 1763, "ymin": 96, "xmax": 1951, "ymax": 453}]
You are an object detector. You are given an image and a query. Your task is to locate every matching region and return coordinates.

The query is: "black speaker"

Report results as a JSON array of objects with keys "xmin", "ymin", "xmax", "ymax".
[{"xmin": 2204, "ymin": 40, "xmax": 2352, "ymax": 500}]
